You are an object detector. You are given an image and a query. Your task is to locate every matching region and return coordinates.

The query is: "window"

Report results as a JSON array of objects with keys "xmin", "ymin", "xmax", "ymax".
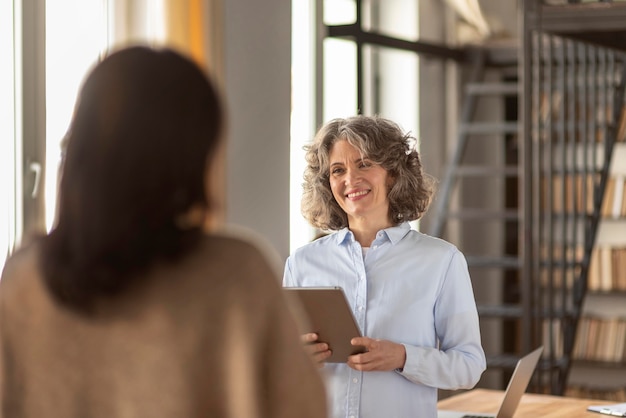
[
  {"xmin": 290, "ymin": 0, "xmax": 318, "ymax": 251},
  {"xmin": 1, "ymin": 1, "xmax": 167, "ymax": 273},
  {"xmin": 45, "ymin": 0, "xmax": 167, "ymax": 230},
  {"xmin": 289, "ymin": 0, "xmax": 421, "ymax": 252},
  {"xmin": 45, "ymin": 0, "xmax": 110, "ymax": 230},
  {"xmin": 0, "ymin": 1, "xmax": 18, "ymax": 270}
]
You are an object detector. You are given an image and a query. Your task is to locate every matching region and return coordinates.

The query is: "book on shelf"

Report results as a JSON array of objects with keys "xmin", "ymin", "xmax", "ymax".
[
  {"xmin": 537, "ymin": 89, "xmax": 623, "ymax": 144},
  {"xmin": 541, "ymin": 174, "xmax": 626, "ymax": 218},
  {"xmin": 618, "ymin": 104, "xmax": 626, "ymax": 143},
  {"xmin": 542, "ymin": 174, "xmax": 592, "ymax": 214},
  {"xmin": 574, "ymin": 316, "xmax": 626, "ymax": 363},
  {"xmin": 538, "ymin": 244, "xmax": 580, "ymax": 290},
  {"xmin": 542, "ymin": 318, "xmax": 563, "ymax": 359},
  {"xmin": 602, "ymin": 176, "xmax": 626, "ymax": 219},
  {"xmin": 588, "ymin": 247, "xmax": 626, "ymax": 292},
  {"xmin": 537, "ymin": 244, "xmax": 626, "ymax": 292}
]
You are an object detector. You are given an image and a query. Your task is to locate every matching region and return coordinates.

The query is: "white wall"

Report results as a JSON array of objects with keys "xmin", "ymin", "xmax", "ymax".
[
  {"xmin": 221, "ymin": 0, "xmax": 292, "ymax": 260},
  {"xmin": 416, "ymin": 0, "xmax": 450, "ymax": 233}
]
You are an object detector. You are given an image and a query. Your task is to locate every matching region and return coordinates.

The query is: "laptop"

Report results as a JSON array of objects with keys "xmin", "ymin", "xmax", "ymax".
[{"xmin": 437, "ymin": 346, "xmax": 544, "ymax": 418}]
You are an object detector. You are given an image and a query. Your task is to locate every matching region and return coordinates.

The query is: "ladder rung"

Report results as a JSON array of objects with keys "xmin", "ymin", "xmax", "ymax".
[
  {"xmin": 536, "ymin": 310, "xmax": 577, "ymax": 320},
  {"xmin": 538, "ymin": 259, "xmax": 582, "ymax": 269},
  {"xmin": 488, "ymin": 354, "xmax": 567, "ymax": 372},
  {"xmin": 460, "ymin": 122, "xmax": 519, "ymax": 135},
  {"xmin": 545, "ymin": 168, "xmax": 603, "ymax": 176},
  {"xmin": 486, "ymin": 353, "xmax": 521, "ymax": 370},
  {"xmin": 483, "ymin": 42, "xmax": 519, "ymax": 68},
  {"xmin": 478, "ymin": 304, "xmax": 523, "ymax": 318},
  {"xmin": 541, "ymin": 213, "xmax": 594, "ymax": 224},
  {"xmin": 466, "ymin": 255, "xmax": 521, "ymax": 269},
  {"xmin": 453, "ymin": 165, "xmax": 519, "ymax": 176},
  {"xmin": 445, "ymin": 209, "xmax": 520, "ymax": 221},
  {"xmin": 540, "ymin": 357, "xmax": 568, "ymax": 371},
  {"xmin": 466, "ymin": 82, "xmax": 519, "ymax": 96}
]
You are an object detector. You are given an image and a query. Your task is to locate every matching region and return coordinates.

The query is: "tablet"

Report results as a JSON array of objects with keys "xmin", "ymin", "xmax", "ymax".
[{"xmin": 284, "ymin": 286, "xmax": 366, "ymax": 363}]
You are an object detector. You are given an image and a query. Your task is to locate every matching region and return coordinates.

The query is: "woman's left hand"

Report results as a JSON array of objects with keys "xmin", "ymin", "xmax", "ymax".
[{"xmin": 346, "ymin": 337, "xmax": 406, "ymax": 372}]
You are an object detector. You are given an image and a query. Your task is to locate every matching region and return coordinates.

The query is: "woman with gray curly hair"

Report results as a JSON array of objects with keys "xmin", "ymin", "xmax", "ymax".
[{"xmin": 284, "ymin": 115, "xmax": 486, "ymax": 418}]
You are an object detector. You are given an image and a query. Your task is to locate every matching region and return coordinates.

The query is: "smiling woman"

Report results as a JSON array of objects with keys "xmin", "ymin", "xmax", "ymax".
[
  {"xmin": 283, "ymin": 114, "xmax": 486, "ymax": 418},
  {"xmin": 328, "ymin": 140, "xmax": 393, "ymax": 238}
]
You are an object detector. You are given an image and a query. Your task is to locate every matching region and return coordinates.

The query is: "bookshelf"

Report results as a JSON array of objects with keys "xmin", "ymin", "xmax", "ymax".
[
  {"xmin": 568, "ymin": 140, "xmax": 626, "ymax": 401},
  {"xmin": 523, "ymin": 0, "xmax": 626, "ymax": 398},
  {"xmin": 535, "ymin": 126, "xmax": 626, "ymax": 400},
  {"xmin": 534, "ymin": 145, "xmax": 626, "ymax": 400}
]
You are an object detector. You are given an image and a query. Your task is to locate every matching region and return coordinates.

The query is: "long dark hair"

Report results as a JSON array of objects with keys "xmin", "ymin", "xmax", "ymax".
[{"xmin": 40, "ymin": 46, "xmax": 223, "ymax": 313}]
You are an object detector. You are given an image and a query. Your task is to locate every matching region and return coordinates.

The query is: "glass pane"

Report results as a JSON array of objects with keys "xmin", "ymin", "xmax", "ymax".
[
  {"xmin": 45, "ymin": 1, "xmax": 109, "ymax": 230},
  {"xmin": 363, "ymin": 45, "xmax": 419, "ymax": 134},
  {"xmin": 363, "ymin": 44, "xmax": 420, "ymax": 227},
  {"xmin": 323, "ymin": 38, "xmax": 358, "ymax": 120},
  {"xmin": 290, "ymin": 0, "xmax": 317, "ymax": 251},
  {"xmin": 324, "ymin": 0, "xmax": 356, "ymax": 25},
  {"xmin": 363, "ymin": 0, "xmax": 418, "ymax": 42},
  {"xmin": 0, "ymin": 0, "xmax": 17, "ymax": 271}
]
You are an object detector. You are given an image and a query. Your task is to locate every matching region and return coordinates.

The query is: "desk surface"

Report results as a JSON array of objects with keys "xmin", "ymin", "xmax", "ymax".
[{"xmin": 437, "ymin": 388, "xmax": 606, "ymax": 418}]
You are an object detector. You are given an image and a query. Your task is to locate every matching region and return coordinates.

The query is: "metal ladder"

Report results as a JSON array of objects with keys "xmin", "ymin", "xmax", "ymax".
[
  {"xmin": 427, "ymin": 45, "xmax": 525, "ymax": 383},
  {"xmin": 429, "ymin": 50, "xmax": 519, "ymax": 240},
  {"xmin": 430, "ymin": 39, "xmax": 626, "ymax": 394}
]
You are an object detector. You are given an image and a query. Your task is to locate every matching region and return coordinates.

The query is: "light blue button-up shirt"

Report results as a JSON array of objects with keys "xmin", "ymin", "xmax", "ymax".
[{"xmin": 283, "ymin": 222, "xmax": 486, "ymax": 418}]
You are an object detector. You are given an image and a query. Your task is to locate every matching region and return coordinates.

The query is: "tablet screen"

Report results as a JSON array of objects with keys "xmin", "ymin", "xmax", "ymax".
[{"xmin": 284, "ymin": 286, "xmax": 366, "ymax": 363}]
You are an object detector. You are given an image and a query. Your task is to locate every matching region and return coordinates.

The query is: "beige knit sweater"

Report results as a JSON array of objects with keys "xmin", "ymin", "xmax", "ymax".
[{"xmin": 0, "ymin": 234, "xmax": 327, "ymax": 418}]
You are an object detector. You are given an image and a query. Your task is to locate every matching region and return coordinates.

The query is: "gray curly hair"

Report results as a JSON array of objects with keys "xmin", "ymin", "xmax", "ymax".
[{"xmin": 301, "ymin": 115, "xmax": 436, "ymax": 231}]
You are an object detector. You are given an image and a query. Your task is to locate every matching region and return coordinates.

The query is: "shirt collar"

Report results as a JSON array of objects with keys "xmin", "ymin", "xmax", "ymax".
[
  {"xmin": 384, "ymin": 222, "xmax": 412, "ymax": 245},
  {"xmin": 334, "ymin": 228, "xmax": 353, "ymax": 245},
  {"xmin": 333, "ymin": 222, "xmax": 412, "ymax": 246}
]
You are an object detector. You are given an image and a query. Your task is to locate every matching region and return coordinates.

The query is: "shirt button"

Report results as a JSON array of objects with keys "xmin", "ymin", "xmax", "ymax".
[
  {"xmin": 352, "ymin": 378, "xmax": 358, "ymax": 383},
  {"xmin": 358, "ymin": 306, "xmax": 363, "ymax": 311},
  {"xmin": 372, "ymin": 245, "xmax": 378, "ymax": 249}
]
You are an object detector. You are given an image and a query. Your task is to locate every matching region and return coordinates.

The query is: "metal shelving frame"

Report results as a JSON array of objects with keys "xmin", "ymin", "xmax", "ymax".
[{"xmin": 522, "ymin": 0, "xmax": 626, "ymax": 395}]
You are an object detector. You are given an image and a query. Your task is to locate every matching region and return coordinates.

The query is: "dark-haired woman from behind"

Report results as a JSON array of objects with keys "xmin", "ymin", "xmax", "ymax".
[{"xmin": 0, "ymin": 46, "xmax": 326, "ymax": 418}]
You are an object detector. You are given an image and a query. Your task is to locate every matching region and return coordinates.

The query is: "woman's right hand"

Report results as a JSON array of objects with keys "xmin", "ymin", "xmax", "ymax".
[{"xmin": 301, "ymin": 333, "xmax": 332, "ymax": 367}]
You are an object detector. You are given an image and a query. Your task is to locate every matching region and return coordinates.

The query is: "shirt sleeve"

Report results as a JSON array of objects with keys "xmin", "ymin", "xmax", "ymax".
[
  {"xmin": 397, "ymin": 250, "xmax": 486, "ymax": 390},
  {"xmin": 282, "ymin": 256, "xmax": 296, "ymax": 287}
]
